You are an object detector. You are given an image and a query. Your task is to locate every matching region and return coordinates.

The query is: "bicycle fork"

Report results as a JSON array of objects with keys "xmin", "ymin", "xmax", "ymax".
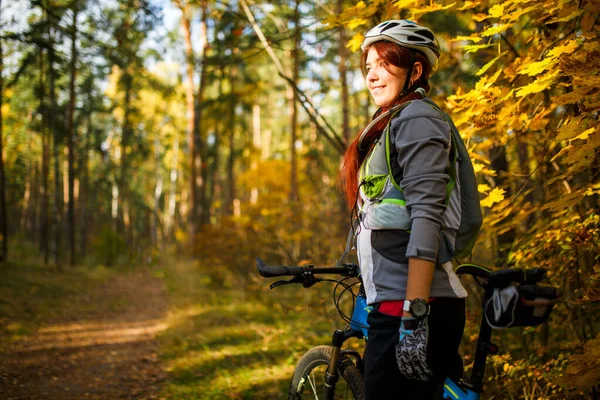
[{"xmin": 324, "ymin": 329, "xmax": 363, "ymax": 399}]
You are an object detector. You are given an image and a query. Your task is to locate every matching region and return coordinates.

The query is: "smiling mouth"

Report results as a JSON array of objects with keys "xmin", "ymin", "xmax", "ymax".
[{"xmin": 371, "ymin": 86, "xmax": 385, "ymax": 93}]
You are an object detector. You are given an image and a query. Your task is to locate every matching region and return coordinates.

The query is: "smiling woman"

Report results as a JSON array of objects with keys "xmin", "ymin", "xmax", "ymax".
[
  {"xmin": 364, "ymin": 48, "xmax": 408, "ymax": 108},
  {"xmin": 362, "ymin": 41, "xmax": 430, "ymax": 109},
  {"xmin": 337, "ymin": 20, "xmax": 472, "ymax": 400}
]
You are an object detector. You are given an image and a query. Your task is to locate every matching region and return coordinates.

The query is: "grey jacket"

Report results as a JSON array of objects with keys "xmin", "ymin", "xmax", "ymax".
[{"xmin": 357, "ymin": 99, "xmax": 467, "ymax": 305}]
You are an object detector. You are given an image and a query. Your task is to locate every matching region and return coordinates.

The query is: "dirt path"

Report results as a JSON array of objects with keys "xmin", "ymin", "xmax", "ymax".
[{"xmin": 0, "ymin": 269, "xmax": 168, "ymax": 400}]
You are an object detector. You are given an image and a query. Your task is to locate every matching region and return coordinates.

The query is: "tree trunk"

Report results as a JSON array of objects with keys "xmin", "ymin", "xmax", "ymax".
[
  {"xmin": 176, "ymin": 0, "xmax": 198, "ymax": 245},
  {"xmin": 336, "ymin": 0, "xmax": 350, "ymax": 146},
  {"xmin": 79, "ymin": 98, "xmax": 91, "ymax": 260},
  {"xmin": 20, "ymin": 130, "xmax": 36, "ymax": 234},
  {"xmin": 207, "ymin": 63, "xmax": 224, "ymax": 218},
  {"xmin": 66, "ymin": 5, "xmax": 78, "ymax": 266},
  {"xmin": 118, "ymin": 69, "xmax": 134, "ymax": 245},
  {"xmin": 225, "ymin": 66, "xmax": 238, "ymax": 217},
  {"xmin": 27, "ymin": 159, "xmax": 41, "ymax": 241},
  {"xmin": 289, "ymin": 0, "xmax": 300, "ymax": 203},
  {"xmin": 250, "ymin": 104, "xmax": 260, "ymax": 205},
  {"xmin": 152, "ymin": 136, "xmax": 163, "ymax": 249},
  {"xmin": 39, "ymin": 50, "xmax": 50, "ymax": 264},
  {"xmin": 20, "ymin": 170, "xmax": 32, "ymax": 232},
  {"xmin": 49, "ymin": 44, "xmax": 62, "ymax": 270},
  {"xmin": 0, "ymin": 1, "xmax": 7, "ymax": 262},
  {"xmin": 166, "ymin": 136, "xmax": 179, "ymax": 239},
  {"xmin": 196, "ymin": 0, "xmax": 209, "ymax": 226},
  {"xmin": 262, "ymin": 93, "xmax": 272, "ymax": 160}
]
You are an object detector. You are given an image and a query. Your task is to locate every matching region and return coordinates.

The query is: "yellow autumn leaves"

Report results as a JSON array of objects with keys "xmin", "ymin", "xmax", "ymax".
[
  {"xmin": 327, "ymin": 0, "xmax": 599, "ymax": 219},
  {"xmin": 479, "ymin": 186, "xmax": 506, "ymax": 208}
]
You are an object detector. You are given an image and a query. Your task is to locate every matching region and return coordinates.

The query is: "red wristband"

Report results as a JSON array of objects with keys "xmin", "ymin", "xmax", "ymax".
[{"xmin": 378, "ymin": 298, "xmax": 436, "ymax": 317}]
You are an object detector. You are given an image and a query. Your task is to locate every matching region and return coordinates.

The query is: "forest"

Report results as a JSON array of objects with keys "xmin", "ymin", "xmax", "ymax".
[{"xmin": 1, "ymin": 0, "xmax": 599, "ymax": 398}]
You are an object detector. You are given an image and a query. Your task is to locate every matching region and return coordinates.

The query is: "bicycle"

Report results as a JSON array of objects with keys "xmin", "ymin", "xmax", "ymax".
[{"xmin": 256, "ymin": 257, "xmax": 557, "ymax": 400}]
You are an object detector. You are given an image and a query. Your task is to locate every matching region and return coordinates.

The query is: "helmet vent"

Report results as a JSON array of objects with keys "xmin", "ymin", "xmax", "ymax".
[
  {"xmin": 380, "ymin": 22, "xmax": 400, "ymax": 32},
  {"xmin": 416, "ymin": 30, "xmax": 434, "ymax": 41},
  {"xmin": 407, "ymin": 35, "xmax": 426, "ymax": 42}
]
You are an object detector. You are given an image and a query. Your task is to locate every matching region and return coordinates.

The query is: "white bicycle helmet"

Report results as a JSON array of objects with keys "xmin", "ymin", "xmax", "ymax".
[{"xmin": 361, "ymin": 20, "xmax": 441, "ymax": 70}]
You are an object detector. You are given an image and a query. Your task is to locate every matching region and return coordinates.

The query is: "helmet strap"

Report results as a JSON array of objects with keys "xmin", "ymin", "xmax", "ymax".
[{"xmin": 415, "ymin": 87, "xmax": 426, "ymax": 98}]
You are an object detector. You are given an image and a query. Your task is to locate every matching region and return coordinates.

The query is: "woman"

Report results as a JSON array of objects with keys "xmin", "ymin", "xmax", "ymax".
[{"xmin": 338, "ymin": 20, "xmax": 468, "ymax": 399}]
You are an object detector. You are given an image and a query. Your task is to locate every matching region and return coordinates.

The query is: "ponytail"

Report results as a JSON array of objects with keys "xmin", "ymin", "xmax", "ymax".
[{"xmin": 338, "ymin": 91, "xmax": 422, "ymax": 209}]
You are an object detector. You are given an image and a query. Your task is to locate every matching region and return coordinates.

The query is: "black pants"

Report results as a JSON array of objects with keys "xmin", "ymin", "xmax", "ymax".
[{"xmin": 364, "ymin": 297, "xmax": 465, "ymax": 400}]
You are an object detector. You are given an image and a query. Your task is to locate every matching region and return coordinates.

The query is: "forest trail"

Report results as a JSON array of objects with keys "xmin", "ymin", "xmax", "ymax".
[{"xmin": 0, "ymin": 269, "xmax": 168, "ymax": 400}]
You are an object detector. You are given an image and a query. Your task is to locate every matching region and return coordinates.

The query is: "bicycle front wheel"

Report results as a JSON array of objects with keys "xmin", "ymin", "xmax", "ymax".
[{"xmin": 289, "ymin": 345, "xmax": 364, "ymax": 400}]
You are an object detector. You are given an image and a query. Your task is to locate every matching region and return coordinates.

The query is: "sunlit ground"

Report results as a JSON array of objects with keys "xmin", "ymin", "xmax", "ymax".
[
  {"xmin": 157, "ymin": 258, "xmax": 360, "ymax": 399},
  {"xmin": 17, "ymin": 319, "xmax": 168, "ymax": 352},
  {"xmin": 0, "ymin": 265, "xmax": 167, "ymax": 399}
]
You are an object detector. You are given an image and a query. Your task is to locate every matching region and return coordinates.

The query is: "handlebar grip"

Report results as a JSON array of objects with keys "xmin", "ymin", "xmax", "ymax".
[
  {"xmin": 456, "ymin": 264, "xmax": 492, "ymax": 279},
  {"xmin": 523, "ymin": 268, "xmax": 546, "ymax": 285},
  {"xmin": 488, "ymin": 267, "xmax": 547, "ymax": 288},
  {"xmin": 256, "ymin": 257, "xmax": 305, "ymax": 278}
]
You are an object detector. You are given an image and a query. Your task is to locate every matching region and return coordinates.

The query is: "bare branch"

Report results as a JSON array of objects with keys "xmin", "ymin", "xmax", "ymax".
[{"xmin": 239, "ymin": 0, "xmax": 346, "ymax": 154}]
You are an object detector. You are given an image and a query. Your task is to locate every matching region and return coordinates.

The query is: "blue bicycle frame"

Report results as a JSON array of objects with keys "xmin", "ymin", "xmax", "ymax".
[{"xmin": 349, "ymin": 294, "xmax": 492, "ymax": 400}]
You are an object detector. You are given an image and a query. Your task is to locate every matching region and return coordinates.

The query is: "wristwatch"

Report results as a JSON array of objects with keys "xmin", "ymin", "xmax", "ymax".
[{"xmin": 403, "ymin": 298, "xmax": 430, "ymax": 320}]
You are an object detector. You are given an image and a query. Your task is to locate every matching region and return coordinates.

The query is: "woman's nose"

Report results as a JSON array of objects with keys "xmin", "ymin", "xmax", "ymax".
[{"xmin": 366, "ymin": 69, "xmax": 377, "ymax": 81}]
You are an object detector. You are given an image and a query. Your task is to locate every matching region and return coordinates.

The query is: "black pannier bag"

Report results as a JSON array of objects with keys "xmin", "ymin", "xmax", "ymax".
[{"xmin": 484, "ymin": 284, "xmax": 558, "ymax": 329}]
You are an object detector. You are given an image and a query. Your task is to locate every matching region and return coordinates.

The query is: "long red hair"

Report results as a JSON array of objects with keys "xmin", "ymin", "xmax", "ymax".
[{"xmin": 338, "ymin": 41, "xmax": 432, "ymax": 209}]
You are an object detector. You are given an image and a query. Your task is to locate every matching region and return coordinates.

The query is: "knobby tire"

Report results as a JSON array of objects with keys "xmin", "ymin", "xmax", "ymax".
[{"xmin": 289, "ymin": 345, "xmax": 364, "ymax": 400}]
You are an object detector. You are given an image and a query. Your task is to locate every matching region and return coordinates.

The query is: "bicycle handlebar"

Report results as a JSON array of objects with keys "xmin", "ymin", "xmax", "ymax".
[
  {"xmin": 256, "ymin": 258, "xmax": 305, "ymax": 277},
  {"xmin": 256, "ymin": 257, "xmax": 360, "ymax": 278},
  {"xmin": 258, "ymin": 258, "xmax": 548, "ymax": 291},
  {"xmin": 488, "ymin": 267, "xmax": 545, "ymax": 288},
  {"xmin": 456, "ymin": 263, "xmax": 547, "ymax": 289}
]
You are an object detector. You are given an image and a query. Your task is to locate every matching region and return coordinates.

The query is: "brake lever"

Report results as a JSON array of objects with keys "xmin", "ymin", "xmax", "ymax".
[
  {"xmin": 269, "ymin": 274, "xmax": 322, "ymax": 290},
  {"xmin": 270, "ymin": 277, "xmax": 300, "ymax": 290}
]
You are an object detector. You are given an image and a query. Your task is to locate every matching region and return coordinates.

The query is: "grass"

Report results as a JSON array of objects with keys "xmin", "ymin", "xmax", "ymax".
[
  {"xmin": 0, "ymin": 253, "xmax": 360, "ymax": 398},
  {"xmin": 1, "ymin": 253, "xmax": 588, "ymax": 399},
  {"xmin": 157, "ymin": 257, "xmax": 364, "ymax": 399},
  {"xmin": 0, "ymin": 259, "xmax": 117, "ymax": 350},
  {"xmin": 154, "ymin": 256, "xmax": 585, "ymax": 400}
]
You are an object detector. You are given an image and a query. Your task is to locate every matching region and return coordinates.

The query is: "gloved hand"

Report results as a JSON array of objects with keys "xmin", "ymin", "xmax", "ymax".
[{"xmin": 395, "ymin": 316, "xmax": 432, "ymax": 381}]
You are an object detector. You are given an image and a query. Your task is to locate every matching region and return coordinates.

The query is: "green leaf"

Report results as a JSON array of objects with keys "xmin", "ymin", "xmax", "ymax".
[
  {"xmin": 459, "ymin": 43, "xmax": 496, "ymax": 53},
  {"xmin": 476, "ymin": 51, "xmax": 507, "ymax": 76},
  {"xmin": 481, "ymin": 23, "xmax": 512, "ymax": 37}
]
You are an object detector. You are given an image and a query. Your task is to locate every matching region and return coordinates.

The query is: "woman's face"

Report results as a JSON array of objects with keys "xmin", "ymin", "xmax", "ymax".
[{"xmin": 365, "ymin": 46, "xmax": 408, "ymax": 108}]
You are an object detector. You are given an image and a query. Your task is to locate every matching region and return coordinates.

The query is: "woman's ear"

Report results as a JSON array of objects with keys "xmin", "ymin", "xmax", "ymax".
[{"xmin": 410, "ymin": 61, "xmax": 423, "ymax": 85}]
